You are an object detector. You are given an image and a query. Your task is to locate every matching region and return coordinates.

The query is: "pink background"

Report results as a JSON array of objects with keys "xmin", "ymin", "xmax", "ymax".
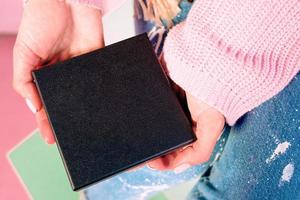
[
  {"xmin": 0, "ymin": 1, "xmax": 30, "ymax": 200},
  {"xmin": 0, "ymin": 36, "xmax": 35, "ymax": 200},
  {"xmin": 0, "ymin": 0, "xmax": 22, "ymax": 33}
]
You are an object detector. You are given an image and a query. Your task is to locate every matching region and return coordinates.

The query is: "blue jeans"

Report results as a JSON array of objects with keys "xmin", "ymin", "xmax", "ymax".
[{"xmin": 188, "ymin": 72, "xmax": 300, "ymax": 200}]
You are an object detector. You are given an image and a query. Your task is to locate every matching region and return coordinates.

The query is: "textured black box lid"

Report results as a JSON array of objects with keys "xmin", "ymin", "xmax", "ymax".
[{"xmin": 33, "ymin": 33, "xmax": 196, "ymax": 191}]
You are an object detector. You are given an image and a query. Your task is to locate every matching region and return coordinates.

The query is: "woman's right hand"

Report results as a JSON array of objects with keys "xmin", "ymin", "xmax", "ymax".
[{"xmin": 13, "ymin": 0, "xmax": 104, "ymax": 144}]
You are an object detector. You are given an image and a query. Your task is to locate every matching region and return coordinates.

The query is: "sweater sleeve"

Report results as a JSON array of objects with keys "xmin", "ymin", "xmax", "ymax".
[{"xmin": 163, "ymin": 0, "xmax": 300, "ymax": 125}]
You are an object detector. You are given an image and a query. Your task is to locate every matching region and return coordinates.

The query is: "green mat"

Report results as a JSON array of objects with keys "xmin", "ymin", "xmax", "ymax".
[
  {"xmin": 149, "ymin": 193, "xmax": 169, "ymax": 200},
  {"xmin": 7, "ymin": 129, "xmax": 196, "ymax": 200},
  {"xmin": 7, "ymin": 130, "xmax": 79, "ymax": 200}
]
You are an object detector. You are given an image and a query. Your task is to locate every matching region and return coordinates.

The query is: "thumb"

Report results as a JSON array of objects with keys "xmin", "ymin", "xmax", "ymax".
[{"xmin": 172, "ymin": 107, "xmax": 225, "ymax": 168}]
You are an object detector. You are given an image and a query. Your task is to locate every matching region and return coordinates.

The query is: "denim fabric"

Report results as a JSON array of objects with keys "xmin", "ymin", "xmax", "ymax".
[{"xmin": 188, "ymin": 73, "xmax": 300, "ymax": 200}]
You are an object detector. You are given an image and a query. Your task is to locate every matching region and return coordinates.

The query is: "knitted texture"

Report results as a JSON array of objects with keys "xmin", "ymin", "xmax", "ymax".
[{"xmin": 163, "ymin": 0, "xmax": 300, "ymax": 125}]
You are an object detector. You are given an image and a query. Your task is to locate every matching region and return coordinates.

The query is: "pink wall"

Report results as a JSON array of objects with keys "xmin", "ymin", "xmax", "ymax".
[
  {"xmin": 0, "ymin": 35, "xmax": 35, "ymax": 200},
  {"xmin": 0, "ymin": 0, "xmax": 22, "ymax": 34}
]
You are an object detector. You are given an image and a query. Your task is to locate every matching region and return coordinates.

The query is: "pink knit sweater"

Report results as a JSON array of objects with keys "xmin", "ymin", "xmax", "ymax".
[{"xmin": 72, "ymin": 0, "xmax": 300, "ymax": 125}]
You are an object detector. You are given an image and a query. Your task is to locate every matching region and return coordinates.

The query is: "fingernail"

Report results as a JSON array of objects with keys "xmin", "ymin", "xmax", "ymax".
[
  {"xmin": 39, "ymin": 131, "xmax": 49, "ymax": 144},
  {"xmin": 174, "ymin": 163, "xmax": 191, "ymax": 174},
  {"xmin": 25, "ymin": 98, "xmax": 37, "ymax": 113},
  {"xmin": 146, "ymin": 164, "xmax": 155, "ymax": 170},
  {"xmin": 44, "ymin": 136, "xmax": 50, "ymax": 144}
]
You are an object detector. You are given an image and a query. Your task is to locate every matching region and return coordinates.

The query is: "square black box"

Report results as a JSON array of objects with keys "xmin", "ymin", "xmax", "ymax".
[{"xmin": 33, "ymin": 33, "xmax": 196, "ymax": 191}]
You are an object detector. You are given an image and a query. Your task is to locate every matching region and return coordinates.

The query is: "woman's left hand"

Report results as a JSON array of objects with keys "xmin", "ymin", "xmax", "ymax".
[{"xmin": 147, "ymin": 92, "xmax": 225, "ymax": 173}]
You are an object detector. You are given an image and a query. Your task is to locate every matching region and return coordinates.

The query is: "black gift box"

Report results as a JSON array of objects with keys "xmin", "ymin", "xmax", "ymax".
[{"xmin": 33, "ymin": 33, "xmax": 196, "ymax": 191}]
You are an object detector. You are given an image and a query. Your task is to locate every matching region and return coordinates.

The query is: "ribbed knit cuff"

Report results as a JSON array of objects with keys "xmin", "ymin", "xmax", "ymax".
[{"xmin": 163, "ymin": 22, "xmax": 300, "ymax": 125}]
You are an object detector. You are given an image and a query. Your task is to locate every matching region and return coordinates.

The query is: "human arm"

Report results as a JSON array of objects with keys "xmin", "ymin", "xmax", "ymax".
[{"xmin": 148, "ymin": 0, "xmax": 300, "ymax": 171}]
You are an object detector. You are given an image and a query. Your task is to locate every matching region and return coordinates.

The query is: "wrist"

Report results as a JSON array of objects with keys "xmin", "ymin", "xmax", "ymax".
[{"xmin": 66, "ymin": 0, "xmax": 103, "ymax": 12}]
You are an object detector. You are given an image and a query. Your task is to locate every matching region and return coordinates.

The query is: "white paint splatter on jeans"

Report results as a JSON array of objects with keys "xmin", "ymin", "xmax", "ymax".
[
  {"xmin": 266, "ymin": 141, "xmax": 291, "ymax": 163},
  {"xmin": 279, "ymin": 163, "xmax": 294, "ymax": 187},
  {"xmin": 118, "ymin": 177, "xmax": 169, "ymax": 200}
]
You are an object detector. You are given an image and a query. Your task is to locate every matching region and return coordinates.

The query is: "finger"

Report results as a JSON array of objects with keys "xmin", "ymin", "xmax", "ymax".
[
  {"xmin": 36, "ymin": 108, "xmax": 55, "ymax": 144},
  {"xmin": 147, "ymin": 151, "xmax": 179, "ymax": 170},
  {"xmin": 172, "ymin": 109, "xmax": 225, "ymax": 168},
  {"xmin": 13, "ymin": 37, "xmax": 43, "ymax": 112},
  {"xmin": 127, "ymin": 163, "xmax": 146, "ymax": 172},
  {"xmin": 147, "ymin": 158, "xmax": 166, "ymax": 170}
]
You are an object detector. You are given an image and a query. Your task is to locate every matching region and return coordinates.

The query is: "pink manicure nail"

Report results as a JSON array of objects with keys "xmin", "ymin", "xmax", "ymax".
[
  {"xmin": 174, "ymin": 163, "xmax": 191, "ymax": 174},
  {"xmin": 25, "ymin": 98, "xmax": 37, "ymax": 113},
  {"xmin": 146, "ymin": 163, "xmax": 155, "ymax": 170}
]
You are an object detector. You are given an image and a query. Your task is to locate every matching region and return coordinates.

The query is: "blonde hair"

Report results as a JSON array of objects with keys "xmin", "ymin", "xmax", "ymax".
[{"xmin": 137, "ymin": 0, "xmax": 181, "ymax": 27}]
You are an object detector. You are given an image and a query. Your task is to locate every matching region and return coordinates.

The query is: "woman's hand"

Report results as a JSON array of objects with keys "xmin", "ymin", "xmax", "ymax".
[
  {"xmin": 147, "ymin": 92, "xmax": 225, "ymax": 173},
  {"xmin": 13, "ymin": 0, "xmax": 104, "ymax": 144}
]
